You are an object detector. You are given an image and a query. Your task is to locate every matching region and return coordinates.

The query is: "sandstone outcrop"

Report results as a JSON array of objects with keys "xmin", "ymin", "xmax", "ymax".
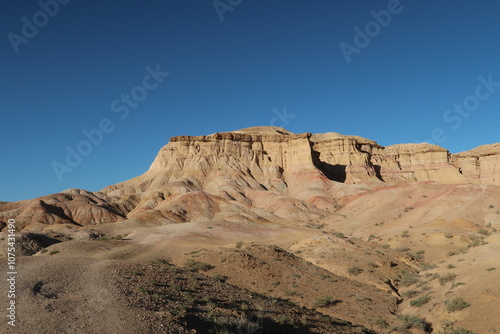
[{"xmin": 1, "ymin": 127, "xmax": 499, "ymax": 229}]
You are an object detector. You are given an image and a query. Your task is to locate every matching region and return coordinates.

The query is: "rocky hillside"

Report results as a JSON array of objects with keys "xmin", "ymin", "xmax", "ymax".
[{"xmin": 1, "ymin": 126, "xmax": 499, "ymax": 230}]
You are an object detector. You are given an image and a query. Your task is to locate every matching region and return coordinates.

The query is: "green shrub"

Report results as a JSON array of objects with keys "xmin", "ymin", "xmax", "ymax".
[
  {"xmin": 312, "ymin": 296, "xmax": 337, "ymax": 308},
  {"xmin": 439, "ymin": 273, "xmax": 457, "ymax": 285},
  {"xmin": 396, "ymin": 314, "xmax": 431, "ymax": 331},
  {"xmin": 372, "ymin": 317, "xmax": 389, "ymax": 328},
  {"xmin": 439, "ymin": 327, "xmax": 476, "ymax": 334},
  {"xmin": 445, "ymin": 297, "xmax": 470, "ymax": 312},
  {"xmin": 410, "ymin": 295, "xmax": 431, "ymax": 307},
  {"xmin": 400, "ymin": 273, "xmax": 420, "ymax": 287},
  {"xmin": 477, "ymin": 229, "xmax": 491, "ymax": 236},
  {"xmin": 184, "ymin": 259, "xmax": 214, "ymax": 272},
  {"xmin": 184, "ymin": 292, "xmax": 196, "ymax": 303},
  {"xmin": 347, "ymin": 266, "xmax": 363, "ymax": 275},
  {"xmin": 49, "ymin": 250, "xmax": 60, "ymax": 255},
  {"xmin": 211, "ymin": 274, "xmax": 227, "ymax": 282},
  {"xmin": 402, "ymin": 289, "xmax": 420, "ymax": 298}
]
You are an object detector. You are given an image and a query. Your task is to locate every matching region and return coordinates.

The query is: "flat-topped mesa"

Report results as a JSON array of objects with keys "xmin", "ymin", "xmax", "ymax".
[
  {"xmin": 149, "ymin": 128, "xmax": 323, "ymax": 197},
  {"xmin": 149, "ymin": 127, "xmax": 500, "ymax": 186},
  {"xmin": 3, "ymin": 126, "xmax": 499, "ymax": 230},
  {"xmin": 453, "ymin": 143, "xmax": 500, "ymax": 185}
]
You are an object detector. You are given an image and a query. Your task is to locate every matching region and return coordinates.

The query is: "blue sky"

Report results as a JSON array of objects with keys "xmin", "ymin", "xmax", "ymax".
[{"xmin": 1, "ymin": 0, "xmax": 500, "ymax": 201}]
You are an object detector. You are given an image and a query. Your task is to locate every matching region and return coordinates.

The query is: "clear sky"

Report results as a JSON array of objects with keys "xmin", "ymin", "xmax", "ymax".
[{"xmin": 1, "ymin": 0, "xmax": 500, "ymax": 202}]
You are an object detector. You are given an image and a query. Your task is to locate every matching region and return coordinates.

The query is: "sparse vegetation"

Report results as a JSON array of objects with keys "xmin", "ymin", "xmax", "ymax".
[
  {"xmin": 211, "ymin": 274, "xmax": 227, "ymax": 282},
  {"xmin": 347, "ymin": 266, "xmax": 363, "ymax": 275},
  {"xmin": 439, "ymin": 273, "xmax": 457, "ymax": 285},
  {"xmin": 477, "ymin": 229, "xmax": 491, "ymax": 236},
  {"xmin": 446, "ymin": 297, "xmax": 471, "ymax": 312},
  {"xmin": 399, "ymin": 273, "xmax": 420, "ymax": 287},
  {"xmin": 311, "ymin": 296, "xmax": 338, "ymax": 308},
  {"xmin": 372, "ymin": 317, "xmax": 389, "ymax": 328},
  {"xmin": 184, "ymin": 259, "xmax": 214, "ymax": 272},
  {"xmin": 235, "ymin": 241, "xmax": 243, "ymax": 249},
  {"xmin": 401, "ymin": 230, "xmax": 410, "ymax": 238},
  {"xmin": 410, "ymin": 295, "xmax": 431, "ymax": 307},
  {"xmin": 49, "ymin": 250, "xmax": 60, "ymax": 255},
  {"xmin": 420, "ymin": 263, "xmax": 437, "ymax": 271},
  {"xmin": 402, "ymin": 289, "xmax": 421, "ymax": 298},
  {"xmin": 468, "ymin": 234, "xmax": 487, "ymax": 248},
  {"xmin": 450, "ymin": 282, "xmax": 466, "ymax": 289},
  {"xmin": 395, "ymin": 314, "xmax": 431, "ymax": 332},
  {"xmin": 440, "ymin": 321, "xmax": 476, "ymax": 334},
  {"xmin": 487, "ymin": 267, "xmax": 496, "ymax": 272}
]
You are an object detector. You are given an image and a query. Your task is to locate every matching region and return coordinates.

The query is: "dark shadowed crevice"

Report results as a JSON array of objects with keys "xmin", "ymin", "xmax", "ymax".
[{"xmin": 309, "ymin": 144, "xmax": 347, "ymax": 183}]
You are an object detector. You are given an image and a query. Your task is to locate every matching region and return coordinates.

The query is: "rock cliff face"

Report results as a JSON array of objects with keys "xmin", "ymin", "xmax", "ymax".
[{"xmin": 1, "ymin": 127, "xmax": 499, "ymax": 229}]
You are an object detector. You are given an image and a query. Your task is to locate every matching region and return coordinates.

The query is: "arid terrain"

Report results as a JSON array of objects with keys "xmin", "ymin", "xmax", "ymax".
[{"xmin": 1, "ymin": 126, "xmax": 499, "ymax": 333}]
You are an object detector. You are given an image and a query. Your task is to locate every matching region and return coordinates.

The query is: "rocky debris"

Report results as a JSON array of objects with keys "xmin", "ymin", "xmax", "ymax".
[{"xmin": 0, "ymin": 232, "xmax": 64, "ymax": 256}]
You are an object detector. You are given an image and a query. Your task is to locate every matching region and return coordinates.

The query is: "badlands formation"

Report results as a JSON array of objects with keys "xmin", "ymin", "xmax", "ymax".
[{"xmin": 1, "ymin": 126, "xmax": 499, "ymax": 333}]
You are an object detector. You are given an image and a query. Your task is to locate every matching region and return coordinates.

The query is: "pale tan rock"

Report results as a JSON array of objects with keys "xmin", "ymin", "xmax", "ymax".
[{"xmin": 1, "ymin": 126, "xmax": 499, "ymax": 229}]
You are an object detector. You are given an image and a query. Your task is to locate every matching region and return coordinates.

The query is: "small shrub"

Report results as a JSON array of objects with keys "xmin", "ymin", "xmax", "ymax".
[
  {"xmin": 332, "ymin": 232, "xmax": 346, "ymax": 239},
  {"xmin": 372, "ymin": 317, "xmax": 389, "ymax": 328},
  {"xmin": 136, "ymin": 285, "xmax": 147, "ymax": 293},
  {"xmin": 441, "ymin": 328, "xmax": 476, "ymax": 334},
  {"xmin": 400, "ymin": 273, "xmax": 420, "ymax": 287},
  {"xmin": 212, "ymin": 274, "xmax": 227, "ymax": 282},
  {"xmin": 235, "ymin": 241, "xmax": 243, "ymax": 249},
  {"xmin": 410, "ymin": 295, "xmax": 431, "ymax": 307},
  {"xmin": 312, "ymin": 296, "xmax": 337, "ymax": 308},
  {"xmin": 396, "ymin": 314, "xmax": 431, "ymax": 332},
  {"xmin": 450, "ymin": 282, "xmax": 466, "ymax": 289},
  {"xmin": 184, "ymin": 292, "xmax": 196, "ymax": 303},
  {"xmin": 401, "ymin": 230, "xmax": 410, "ymax": 238},
  {"xmin": 468, "ymin": 235, "xmax": 486, "ymax": 248},
  {"xmin": 447, "ymin": 264, "xmax": 456, "ymax": 269},
  {"xmin": 439, "ymin": 273, "xmax": 457, "ymax": 285},
  {"xmin": 347, "ymin": 266, "xmax": 363, "ymax": 275},
  {"xmin": 421, "ymin": 263, "xmax": 436, "ymax": 271},
  {"xmin": 446, "ymin": 297, "xmax": 470, "ymax": 312},
  {"xmin": 477, "ymin": 229, "xmax": 491, "ymax": 236},
  {"xmin": 184, "ymin": 259, "xmax": 214, "ymax": 272},
  {"xmin": 49, "ymin": 250, "xmax": 60, "ymax": 255},
  {"xmin": 402, "ymin": 289, "xmax": 420, "ymax": 298},
  {"xmin": 487, "ymin": 267, "xmax": 496, "ymax": 272},
  {"xmin": 444, "ymin": 233, "xmax": 454, "ymax": 239}
]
